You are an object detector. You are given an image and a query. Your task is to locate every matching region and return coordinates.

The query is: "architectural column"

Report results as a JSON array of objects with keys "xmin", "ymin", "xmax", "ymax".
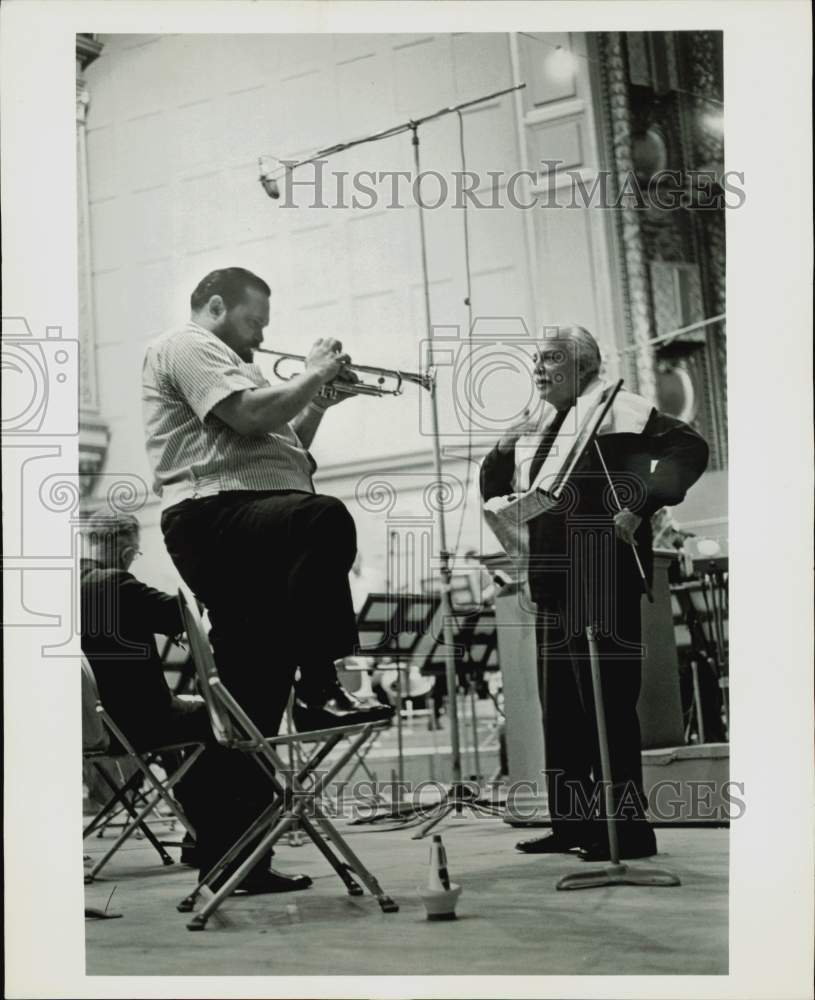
[
  {"xmin": 76, "ymin": 34, "xmax": 110, "ymax": 503},
  {"xmin": 598, "ymin": 32, "xmax": 658, "ymax": 402}
]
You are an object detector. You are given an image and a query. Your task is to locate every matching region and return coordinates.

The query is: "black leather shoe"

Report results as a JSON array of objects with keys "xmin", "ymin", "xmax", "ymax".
[
  {"xmin": 233, "ymin": 869, "xmax": 313, "ymax": 895},
  {"xmin": 293, "ymin": 694, "xmax": 393, "ymax": 732},
  {"xmin": 577, "ymin": 830, "xmax": 657, "ymax": 862},
  {"xmin": 292, "ymin": 699, "xmax": 354, "ymax": 732},
  {"xmin": 323, "ymin": 682, "xmax": 395, "ymax": 720},
  {"xmin": 515, "ymin": 833, "xmax": 583, "ymax": 855},
  {"xmin": 179, "ymin": 833, "xmax": 198, "ymax": 867}
]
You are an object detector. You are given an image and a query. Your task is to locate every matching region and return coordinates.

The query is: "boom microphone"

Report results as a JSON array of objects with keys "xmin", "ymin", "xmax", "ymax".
[{"xmin": 258, "ymin": 156, "xmax": 281, "ymax": 200}]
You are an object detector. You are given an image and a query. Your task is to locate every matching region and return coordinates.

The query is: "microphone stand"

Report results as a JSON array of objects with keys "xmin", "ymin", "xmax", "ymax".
[{"xmin": 260, "ymin": 84, "xmax": 525, "ymax": 837}]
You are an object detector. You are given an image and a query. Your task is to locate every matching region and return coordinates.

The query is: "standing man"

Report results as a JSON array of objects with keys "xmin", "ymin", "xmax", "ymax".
[
  {"xmin": 143, "ymin": 267, "xmax": 391, "ymax": 738},
  {"xmin": 480, "ymin": 326, "xmax": 708, "ymax": 861}
]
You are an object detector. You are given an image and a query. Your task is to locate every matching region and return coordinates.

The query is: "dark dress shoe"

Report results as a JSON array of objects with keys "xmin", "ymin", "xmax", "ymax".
[
  {"xmin": 293, "ymin": 693, "xmax": 392, "ymax": 732},
  {"xmin": 515, "ymin": 832, "xmax": 583, "ymax": 854},
  {"xmin": 179, "ymin": 833, "xmax": 198, "ymax": 867},
  {"xmin": 577, "ymin": 829, "xmax": 658, "ymax": 862},
  {"xmin": 233, "ymin": 868, "xmax": 313, "ymax": 895},
  {"xmin": 323, "ymin": 682, "xmax": 395, "ymax": 720}
]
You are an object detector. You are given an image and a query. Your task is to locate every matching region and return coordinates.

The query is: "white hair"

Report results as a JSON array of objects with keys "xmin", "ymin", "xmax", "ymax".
[{"xmin": 542, "ymin": 324, "xmax": 602, "ymax": 385}]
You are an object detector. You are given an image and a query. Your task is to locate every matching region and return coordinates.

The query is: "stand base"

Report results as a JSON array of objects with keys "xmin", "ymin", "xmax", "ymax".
[
  {"xmin": 411, "ymin": 784, "xmax": 504, "ymax": 839},
  {"xmin": 557, "ymin": 862, "xmax": 681, "ymax": 891}
]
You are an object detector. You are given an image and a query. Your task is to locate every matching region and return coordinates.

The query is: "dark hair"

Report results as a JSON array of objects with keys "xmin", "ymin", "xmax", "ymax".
[{"xmin": 190, "ymin": 268, "xmax": 271, "ymax": 312}]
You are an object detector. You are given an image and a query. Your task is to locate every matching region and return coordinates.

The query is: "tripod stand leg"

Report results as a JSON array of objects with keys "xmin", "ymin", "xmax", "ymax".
[
  {"xmin": 411, "ymin": 801, "xmax": 456, "ymax": 840},
  {"xmin": 394, "ymin": 664, "xmax": 405, "ymax": 788},
  {"xmin": 468, "ymin": 677, "xmax": 481, "ymax": 781},
  {"xmin": 690, "ymin": 660, "xmax": 705, "ymax": 743}
]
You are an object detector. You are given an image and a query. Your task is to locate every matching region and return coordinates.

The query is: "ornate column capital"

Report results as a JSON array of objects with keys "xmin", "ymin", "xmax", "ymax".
[
  {"xmin": 76, "ymin": 34, "xmax": 102, "ymax": 123},
  {"xmin": 76, "ymin": 33, "xmax": 103, "ymax": 73}
]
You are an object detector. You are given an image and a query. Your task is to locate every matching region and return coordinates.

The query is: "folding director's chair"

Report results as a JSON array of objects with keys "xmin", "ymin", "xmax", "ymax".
[
  {"xmin": 82, "ymin": 657, "xmax": 205, "ymax": 881},
  {"xmin": 176, "ymin": 590, "xmax": 399, "ymax": 931}
]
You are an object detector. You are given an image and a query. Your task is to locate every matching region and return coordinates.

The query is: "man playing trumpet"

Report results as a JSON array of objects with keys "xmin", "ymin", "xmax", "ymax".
[{"xmin": 142, "ymin": 266, "xmax": 392, "ymax": 883}]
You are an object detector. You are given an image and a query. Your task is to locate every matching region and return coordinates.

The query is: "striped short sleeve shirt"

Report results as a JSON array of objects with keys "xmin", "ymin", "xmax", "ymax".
[{"xmin": 142, "ymin": 322, "xmax": 316, "ymax": 509}]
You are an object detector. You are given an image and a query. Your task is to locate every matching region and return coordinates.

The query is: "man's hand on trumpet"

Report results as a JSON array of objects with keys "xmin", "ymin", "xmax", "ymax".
[{"xmin": 305, "ymin": 338, "xmax": 360, "ymax": 408}]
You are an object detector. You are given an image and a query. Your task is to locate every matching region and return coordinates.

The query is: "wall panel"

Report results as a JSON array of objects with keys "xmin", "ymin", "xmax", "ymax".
[{"xmin": 83, "ymin": 32, "xmax": 539, "ymax": 576}]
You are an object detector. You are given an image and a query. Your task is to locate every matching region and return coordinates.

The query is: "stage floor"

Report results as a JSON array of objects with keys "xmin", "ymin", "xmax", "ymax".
[{"xmin": 84, "ymin": 818, "xmax": 728, "ymax": 977}]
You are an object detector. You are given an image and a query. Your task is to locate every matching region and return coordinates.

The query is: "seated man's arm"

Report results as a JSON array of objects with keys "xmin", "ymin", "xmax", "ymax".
[{"xmin": 119, "ymin": 574, "xmax": 184, "ymax": 637}]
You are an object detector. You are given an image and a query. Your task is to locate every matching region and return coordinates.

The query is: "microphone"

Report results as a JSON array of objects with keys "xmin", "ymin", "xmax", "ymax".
[
  {"xmin": 260, "ymin": 175, "xmax": 279, "ymax": 199},
  {"xmin": 258, "ymin": 155, "xmax": 281, "ymax": 200}
]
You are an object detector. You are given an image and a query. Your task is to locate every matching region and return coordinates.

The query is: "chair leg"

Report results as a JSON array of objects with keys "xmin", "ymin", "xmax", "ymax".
[
  {"xmin": 87, "ymin": 748, "xmax": 205, "ymax": 878},
  {"xmin": 177, "ymin": 798, "xmax": 284, "ymax": 913},
  {"xmin": 83, "ymin": 763, "xmax": 146, "ymax": 838},
  {"xmin": 297, "ymin": 813, "xmax": 364, "ymax": 896},
  {"xmin": 306, "ymin": 803, "xmax": 398, "ymax": 913},
  {"xmin": 128, "ymin": 747, "xmax": 204, "ymax": 839},
  {"xmin": 88, "ymin": 787, "xmax": 175, "ymax": 879},
  {"xmin": 86, "ymin": 765, "xmax": 173, "ymax": 877},
  {"xmin": 186, "ymin": 812, "xmax": 298, "ymax": 931}
]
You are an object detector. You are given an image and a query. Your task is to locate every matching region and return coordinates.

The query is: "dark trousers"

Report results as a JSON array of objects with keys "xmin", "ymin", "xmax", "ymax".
[
  {"xmin": 160, "ymin": 490, "xmax": 360, "ymax": 877},
  {"xmin": 535, "ymin": 580, "xmax": 651, "ymax": 848},
  {"xmin": 136, "ymin": 701, "xmax": 268, "ymax": 883}
]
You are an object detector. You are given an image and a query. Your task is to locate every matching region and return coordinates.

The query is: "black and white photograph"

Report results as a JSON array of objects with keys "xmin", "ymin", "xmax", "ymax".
[{"xmin": 2, "ymin": 2, "xmax": 812, "ymax": 998}]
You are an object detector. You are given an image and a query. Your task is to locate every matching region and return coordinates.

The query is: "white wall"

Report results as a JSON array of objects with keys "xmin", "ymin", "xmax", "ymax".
[{"xmin": 83, "ymin": 32, "xmax": 617, "ymax": 592}]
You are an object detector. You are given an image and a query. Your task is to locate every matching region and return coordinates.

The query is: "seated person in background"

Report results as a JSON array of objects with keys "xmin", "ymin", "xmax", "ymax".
[
  {"xmin": 80, "ymin": 510, "xmax": 312, "ymax": 894},
  {"xmin": 80, "ymin": 511, "xmax": 199, "ymax": 750}
]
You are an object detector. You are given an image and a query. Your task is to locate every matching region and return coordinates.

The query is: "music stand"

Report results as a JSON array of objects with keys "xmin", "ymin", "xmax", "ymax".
[
  {"xmin": 408, "ymin": 606, "xmax": 504, "ymax": 838},
  {"xmin": 355, "ymin": 592, "xmax": 440, "ymax": 805},
  {"xmin": 693, "ymin": 557, "xmax": 729, "ymax": 735}
]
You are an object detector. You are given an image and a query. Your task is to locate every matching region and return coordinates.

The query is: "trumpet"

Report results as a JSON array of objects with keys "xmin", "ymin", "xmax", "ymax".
[{"xmin": 255, "ymin": 348, "xmax": 435, "ymax": 399}]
